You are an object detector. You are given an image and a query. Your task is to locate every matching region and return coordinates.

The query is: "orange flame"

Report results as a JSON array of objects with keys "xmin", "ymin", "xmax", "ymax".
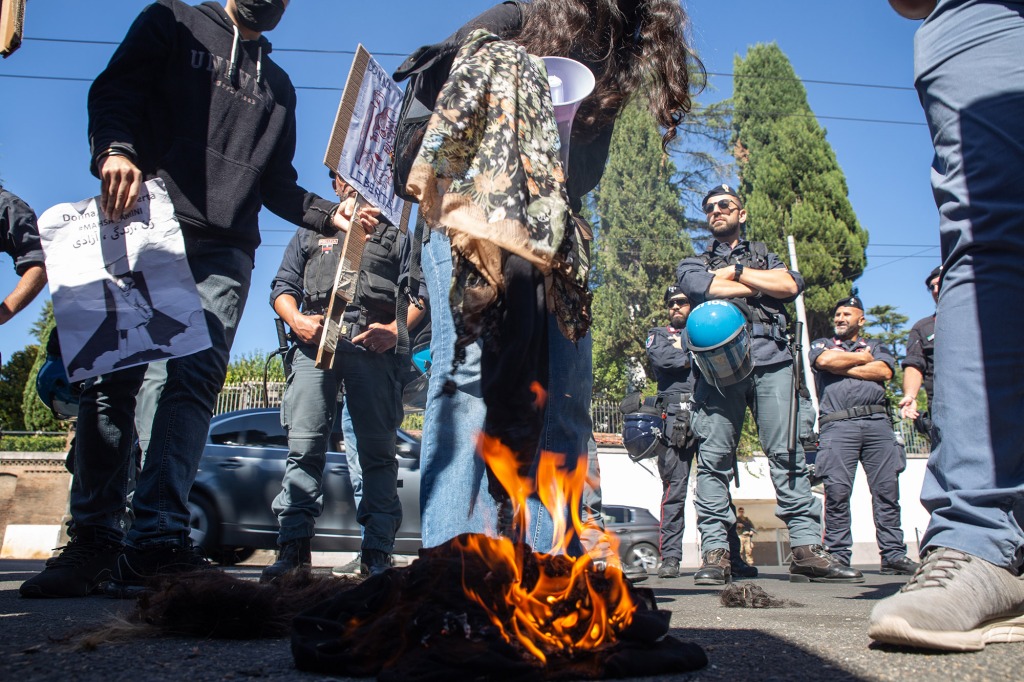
[
  {"xmin": 530, "ymin": 381, "xmax": 548, "ymax": 409},
  {"xmin": 465, "ymin": 435, "xmax": 636, "ymax": 663}
]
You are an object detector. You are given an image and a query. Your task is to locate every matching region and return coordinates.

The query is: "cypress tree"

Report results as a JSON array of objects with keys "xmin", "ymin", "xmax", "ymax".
[
  {"xmin": 22, "ymin": 302, "xmax": 65, "ymax": 432},
  {"xmin": 731, "ymin": 43, "xmax": 868, "ymax": 339},
  {"xmin": 590, "ymin": 102, "xmax": 694, "ymax": 398},
  {"xmin": 0, "ymin": 347, "xmax": 37, "ymax": 431}
]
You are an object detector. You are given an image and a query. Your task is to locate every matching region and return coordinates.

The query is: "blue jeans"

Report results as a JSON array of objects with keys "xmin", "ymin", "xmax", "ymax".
[
  {"xmin": 914, "ymin": 0, "xmax": 1024, "ymax": 570},
  {"xmin": 273, "ymin": 343, "xmax": 403, "ymax": 553},
  {"xmin": 341, "ymin": 404, "xmax": 363, "ymax": 512},
  {"xmin": 418, "ymin": 233, "xmax": 594, "ymax": 553},
  {"xmin": 691, "ymin": 362, "xmax": 822, "ymax": 552},
  {"xmin": 70, "ymin": 239, "xmax": 253, "ymax": 548},
  {"xmin": 419, "ymin": 232, "xmax": 495, "ymax": 546}
]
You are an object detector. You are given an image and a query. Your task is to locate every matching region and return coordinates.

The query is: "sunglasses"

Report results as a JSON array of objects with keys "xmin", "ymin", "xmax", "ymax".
[
  {"xmin": 703, "ymin": 199, "xmax": 739, "ymax": 215},
  {"xmin": 668, "ymin": 299, "xmax": 690, "ymax": 308}
]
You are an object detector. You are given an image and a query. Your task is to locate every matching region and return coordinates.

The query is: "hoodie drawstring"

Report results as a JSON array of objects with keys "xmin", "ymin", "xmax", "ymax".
[
  {"xmin": 228, "ymin": 24, "xmax": 240, "ymax": 87},
  {"xmin": 227, "ymin": 25, "xmax": 264, "ymax": 87}
]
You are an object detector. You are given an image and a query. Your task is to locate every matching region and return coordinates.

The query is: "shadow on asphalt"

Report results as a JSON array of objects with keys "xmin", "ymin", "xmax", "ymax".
[
  {"xmin": 672, "ymin": 626, "xmax": 875, "ymax": 681},
  {"xmin": 841, "ymin": 582, "xmax": 906, "ymax": 600}
]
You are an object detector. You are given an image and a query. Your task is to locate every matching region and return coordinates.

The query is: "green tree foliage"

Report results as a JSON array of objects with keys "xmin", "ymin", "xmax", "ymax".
[
  {"xmin": 224, "ymin": 349, "xmax": 287, "ymax": 384},
  {"xmin": 731, "ymin": 44, "xmax": 869, "ymax": 339},
  {"xmin": 590, "ymin": 102, "xmax": 695, "ymax": 397},
  {"xmin": 0, "ymin": 346, "xmax": 38, "ymax": 431},
  {"xmin": 864, "ymin": 303, "xmax": 910, "ymax": 403},
  {"xmin": 22, "ymin": 302, "xmax": 65, "ymax": 432}
]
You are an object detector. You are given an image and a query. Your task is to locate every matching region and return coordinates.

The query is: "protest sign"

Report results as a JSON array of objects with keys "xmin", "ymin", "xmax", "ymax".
[
  {"xmin": 324, "ymin": 44, "xmax": 411, "ymax": 231},
  {"xmin": 37, "ymin": 178, "xmax": 211, "ymax": 382}
]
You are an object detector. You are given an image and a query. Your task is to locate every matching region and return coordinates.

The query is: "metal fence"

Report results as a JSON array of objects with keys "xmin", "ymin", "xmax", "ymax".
[
  {"xmin": 214, "ymin": 381, "xmax": 286, "ymax": 414},
  {"xmin": 589, "ymin": 398, "xmax": 932, "ymax": 456},
  {"xmin": 213, "ymin": 386, "xmax": 932, "ymax": 456}
]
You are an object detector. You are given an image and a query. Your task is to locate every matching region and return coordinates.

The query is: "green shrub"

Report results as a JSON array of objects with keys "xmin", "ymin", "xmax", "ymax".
[
  {"xmin": 0, "ymin": 434, "xmax": 69, "ymax": 452},
  {"xmin": 401, "ymin": 412, "xmax": 424, "ymax": 433}
]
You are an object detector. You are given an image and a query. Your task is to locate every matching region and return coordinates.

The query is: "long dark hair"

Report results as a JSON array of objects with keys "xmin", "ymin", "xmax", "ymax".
[{"xmin": 515, "ymin": 0, "xmax": 702, "ymax": 149}]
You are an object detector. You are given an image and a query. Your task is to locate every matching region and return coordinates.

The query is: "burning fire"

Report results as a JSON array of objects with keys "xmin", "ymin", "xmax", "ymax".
[{"xmin": 460, "ymin": 423, "xmax": 637, "ymax": 663}]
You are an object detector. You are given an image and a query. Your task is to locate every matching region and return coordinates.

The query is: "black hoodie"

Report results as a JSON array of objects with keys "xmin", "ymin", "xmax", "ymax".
[{"xmin": 88, "ymin": 0, "xmax": 336, "ymax": 256}]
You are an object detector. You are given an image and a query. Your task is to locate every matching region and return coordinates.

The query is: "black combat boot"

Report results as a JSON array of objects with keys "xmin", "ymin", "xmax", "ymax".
[
  {"xmin": 731, "ymin": 554, "xmax": 759, "ymax": 579},
  {"xmin": 789, "ymin": 544, "xmax": 865, "ymax": 583},
  {"xmin": 880, "ymin": 555, "xmax": 920, "ymax": 576},
  {"xmin": 361, "ymin": 548, "xmax": 393, "ymax": 577},
  {"xmin": 658, "ymin": 557, "xmax": 681, "ymax": 578},
  {"xmin": 260, "ymin": 537, "xmax": 312, "ymax": 584},
  {"xmin": 693, "ymin": 548, "xmax": 731, "ymax": 585},
  {"xmin": 727, "ymin": 524, "xmax": 758, "ymax": 579}
]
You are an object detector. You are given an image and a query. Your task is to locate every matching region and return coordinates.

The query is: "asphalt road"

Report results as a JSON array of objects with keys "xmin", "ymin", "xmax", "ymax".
[{"xmin": 2, "ymin": 559, "xmax": 1020, "ymax": 681}]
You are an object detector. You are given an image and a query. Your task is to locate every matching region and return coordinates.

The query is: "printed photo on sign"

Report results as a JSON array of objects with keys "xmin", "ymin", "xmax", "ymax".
[
  {"xmin": 329, "ymin": 46, "xmax": 407, "ymax": 227},
  {"xmin": 37, "ymin": 178, "xmax": 211, "ymax": 382}
]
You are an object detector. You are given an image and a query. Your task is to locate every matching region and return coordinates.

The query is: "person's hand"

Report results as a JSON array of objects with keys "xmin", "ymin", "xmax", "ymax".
[
  {"xmin": 290, "ymin": 312, "xmax": 324, "ymax": 345},
  {"xmin": 332, "ymin": 198, "xmax": 381, "ymax": 239},
  {"xmin": 99, "ymin": 155, "xmax": 143, "ymax": 221},
  {"xmin": 352, "ymin": 321, "xmax": 397, "ymax": 353},
  {"xmin": 898, "ymin": 394, "xmax": 919, "ymax": 420}
]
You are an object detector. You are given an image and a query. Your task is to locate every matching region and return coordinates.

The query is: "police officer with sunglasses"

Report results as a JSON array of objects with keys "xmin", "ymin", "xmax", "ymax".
[{"xmin": 676, "ymin": 184, "xmax": 858, "ymax": 585}]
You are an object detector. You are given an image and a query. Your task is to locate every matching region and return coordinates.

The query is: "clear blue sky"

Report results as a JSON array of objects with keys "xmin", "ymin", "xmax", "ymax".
[{"xmin": 0, "ymin": 0, "xmax": 938, "ymax": 367}]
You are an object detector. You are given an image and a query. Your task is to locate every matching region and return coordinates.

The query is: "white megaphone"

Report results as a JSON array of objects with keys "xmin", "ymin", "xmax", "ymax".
[{"xmin": 541, "ymin": 56, "xmax": 595, "ymax": 173}]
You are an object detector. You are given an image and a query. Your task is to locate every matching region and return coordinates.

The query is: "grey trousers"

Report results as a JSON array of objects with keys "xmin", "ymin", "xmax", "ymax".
[{"xmin": 691, "ymin": 362, "xmax": 822, "ymax": 552}]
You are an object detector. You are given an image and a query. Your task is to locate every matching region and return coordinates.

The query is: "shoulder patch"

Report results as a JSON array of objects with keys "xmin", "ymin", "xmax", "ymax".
[
  {"xmin": 646, "ymin": 334, "xmax": 655, "ymax": 349},
  {"xmin": 811, "ymin": 342, "xmax": 825, "ymax": 350}
]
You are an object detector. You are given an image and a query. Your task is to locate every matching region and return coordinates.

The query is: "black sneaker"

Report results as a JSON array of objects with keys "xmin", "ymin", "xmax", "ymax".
[
  {"xmin": 789, "ymin": 544, "xmax": 865, "ymax": 583},
  {"xmin": 658, "ymin": 557, "xmax": 681, "ymax": 579},
  {"xmin": 105, "ymin": 541, "xmax": 213, "ymax": 598},
  {"xmin": 881, "ymin": 555, "xmax": 920, "ymax": 576},
  {"xmin": 361, "ymin": 549, "xmax": 393, "ymax": 577},
  {"xmin": 694, "ymin": 548, "xmax": 731, "ymax": 585},
  {"xmin": 20, "ymin": 537, "xmax": 122, "ymax": 598}
]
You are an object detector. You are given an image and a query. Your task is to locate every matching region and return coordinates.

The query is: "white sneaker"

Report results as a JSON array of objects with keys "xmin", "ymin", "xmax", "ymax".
[{"xmin": 868, "ymin": 547, "xmax": 1024, "ymax": 651}]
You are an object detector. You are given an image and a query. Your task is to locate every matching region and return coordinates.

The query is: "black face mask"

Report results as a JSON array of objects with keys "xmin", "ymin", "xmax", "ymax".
[{"xmin": 233, "ymin": 0, "xmax": 286, "ymax": 33}]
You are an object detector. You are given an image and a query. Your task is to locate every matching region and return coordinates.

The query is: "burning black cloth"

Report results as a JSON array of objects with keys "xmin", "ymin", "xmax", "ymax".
[{"xmin": 291, "ymin": 535, "xmax": 708, "ymax": 681}]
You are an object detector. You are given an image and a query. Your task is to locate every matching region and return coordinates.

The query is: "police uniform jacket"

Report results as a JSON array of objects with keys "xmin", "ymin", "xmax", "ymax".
[
  {"xmin": 809, "ymin": 336, "xmax": 895, "ymax": 418},
  {"xmin": 902, "ymin": 315, "xmax": 935, "ymax": 404},
  {"xmin": 645, "ymin": 324, "xmax": 696, "ymax": 396},
  {"xmin": 676, "ymin": 239, "xmax": 804, "ymax": 367},
  {"xmin": 0, "ymin": 186, "xmax": 43, "ymax": 275},
  {"xmin": 270, "ymin": 222, "xmax": 409, "ymax": 352}
]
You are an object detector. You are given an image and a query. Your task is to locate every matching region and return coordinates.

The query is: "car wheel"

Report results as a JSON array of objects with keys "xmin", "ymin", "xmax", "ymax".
[
  {"xmin": 187, "ymin": 493, "xmax": 255, "ymax": 566},
  {"xmin": 623, "ymin": 542, "xmax": 659, "ymax": 573}
]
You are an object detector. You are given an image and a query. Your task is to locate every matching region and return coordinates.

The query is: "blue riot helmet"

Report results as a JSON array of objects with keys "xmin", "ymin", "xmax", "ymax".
[
  {"xmin": 401, "ymin": 343, "xmax": 432, "ymax": 411},
  {"xmin": 36, "ymin": 355, "xmax": 81, "ymax": 420},
  {"xmin": 686, "ymin": 300, "xmax": 753, "ymax": 388},
  {"xmin": 622, "ymin": 409, "xmax": 668, "ymax": 462}
]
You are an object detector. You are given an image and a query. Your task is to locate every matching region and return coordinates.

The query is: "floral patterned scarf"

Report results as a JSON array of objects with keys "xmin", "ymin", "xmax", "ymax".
[{"xmin": 405, "ymin": 29, "xmax": 572, "ymax": 348}]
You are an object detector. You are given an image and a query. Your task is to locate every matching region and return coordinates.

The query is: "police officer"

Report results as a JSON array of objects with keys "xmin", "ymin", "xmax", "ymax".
[
  {"xmin": 646, "ymin": 285, "xmax": 757, "ymax": 579},
  {"xmin": 261, "ymin": 173, "xmax": 423, "ymax": 581},
  {"xmin": 899, "ymin": 266, "xmax": 939, "ymax": 431},
  {"xmin": 677, "ymin": 184, "xmax": 857, "ymax": 584},
  {"xmin": 810, "ymin": 296, "xmax": 918, "ymax": 578}
]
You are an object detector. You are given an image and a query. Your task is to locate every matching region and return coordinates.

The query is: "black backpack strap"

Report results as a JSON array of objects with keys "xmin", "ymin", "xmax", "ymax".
[{"xmin": 749, "ymin": 241, "xmax": 770, "ymax": 269}]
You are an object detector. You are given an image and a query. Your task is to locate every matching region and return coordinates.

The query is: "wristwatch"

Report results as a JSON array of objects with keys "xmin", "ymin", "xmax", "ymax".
[{"xmin": 734, "ymin": 262, "xmax": 744, "ymax": 281}]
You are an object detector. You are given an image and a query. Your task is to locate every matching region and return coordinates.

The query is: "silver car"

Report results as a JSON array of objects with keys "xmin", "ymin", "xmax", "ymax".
[
  {"xmin": 188, "ymin": 407, "xmax": 421, "ymax": 564},
  {"xmin": 188, "ymin": 408, "xmax": 661, "ymax": 571}
]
